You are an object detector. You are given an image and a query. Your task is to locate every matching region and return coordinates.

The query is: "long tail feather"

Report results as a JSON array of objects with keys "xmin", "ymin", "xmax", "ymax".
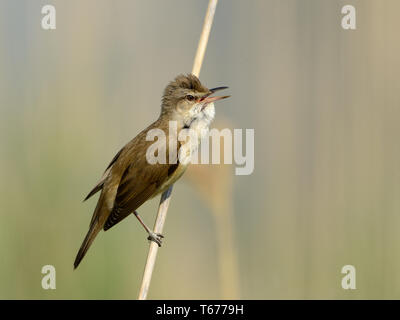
[{"xmin": 74, "ymin": 222, "xmax": 101, "ymax": 269}]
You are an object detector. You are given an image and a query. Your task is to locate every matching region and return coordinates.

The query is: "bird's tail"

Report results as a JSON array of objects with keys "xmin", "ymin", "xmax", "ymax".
[{"xmin": 74, "ymin": 222, "xmax": 101, "ymax": 269}]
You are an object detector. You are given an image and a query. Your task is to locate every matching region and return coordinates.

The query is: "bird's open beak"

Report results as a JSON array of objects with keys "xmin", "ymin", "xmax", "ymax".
[{"xmin": 200, "ymin": 86, "xmax": 230, "ymax": 104}]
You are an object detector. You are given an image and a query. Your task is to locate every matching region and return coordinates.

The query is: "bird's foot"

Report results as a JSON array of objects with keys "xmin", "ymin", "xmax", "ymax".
[{"xmin": 147, "ymin": 232, "xmax": 164, "ymax": 247}]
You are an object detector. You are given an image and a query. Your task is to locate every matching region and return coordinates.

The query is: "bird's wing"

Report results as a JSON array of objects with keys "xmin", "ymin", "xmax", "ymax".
[
  {"xmin": 102, "ymin": 118, "xmax": 183, "ymax": 231},
  {"xmin": 103, "ymin": 146, "xmax": 180, "ymax": 231},
  {"xmin": 83, "ymin": 147, "xmax": 124, "ymax": 201}
]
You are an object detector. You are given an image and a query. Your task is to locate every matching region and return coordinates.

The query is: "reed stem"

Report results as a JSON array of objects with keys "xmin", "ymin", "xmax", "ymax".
[{"xmin": 137, "ymin": 0, "xmax": 219, "ymax": 300}]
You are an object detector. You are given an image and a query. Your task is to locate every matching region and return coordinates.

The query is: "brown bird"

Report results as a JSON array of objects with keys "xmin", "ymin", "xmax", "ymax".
[{"xmin": 74, "ymin": 74, "xmax": 229, "ymax": 269}]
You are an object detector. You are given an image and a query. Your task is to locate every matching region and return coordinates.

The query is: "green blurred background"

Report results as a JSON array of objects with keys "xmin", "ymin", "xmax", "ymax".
[{"xmin": 1, "ymin": 0, "xmax": 399, "ymax": 299}]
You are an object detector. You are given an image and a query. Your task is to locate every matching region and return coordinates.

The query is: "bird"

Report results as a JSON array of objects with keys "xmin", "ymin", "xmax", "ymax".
[{"xmin": 74, "ymin": 74, "xmax": 229, "ymax": 269}]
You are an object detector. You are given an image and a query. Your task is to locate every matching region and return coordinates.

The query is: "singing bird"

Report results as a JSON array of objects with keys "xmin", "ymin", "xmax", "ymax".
[{"xmin": 74, "ymin": 74, "xmax": 229, "ymax": 268}]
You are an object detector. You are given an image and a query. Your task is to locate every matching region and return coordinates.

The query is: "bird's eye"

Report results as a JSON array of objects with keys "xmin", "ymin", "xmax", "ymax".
[{"xmin": 186, "ymin": 95, "xmax": 195, "ymax": 101}]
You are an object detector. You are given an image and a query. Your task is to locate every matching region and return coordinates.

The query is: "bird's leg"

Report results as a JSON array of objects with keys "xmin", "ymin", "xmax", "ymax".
[{"xmin": 133, "ymin": 211, "xmax": 164, "ymax": 247}]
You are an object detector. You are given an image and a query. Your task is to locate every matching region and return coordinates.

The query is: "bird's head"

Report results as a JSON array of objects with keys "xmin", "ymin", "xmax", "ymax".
[{"xmin": 161, "ymin": 74, "xmax": 229, "ymax": 127}]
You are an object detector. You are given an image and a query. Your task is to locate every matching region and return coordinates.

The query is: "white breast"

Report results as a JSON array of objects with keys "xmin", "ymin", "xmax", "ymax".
[{"xmin": 178, "ymin": 103, "xmax": 215, "ymax": 165}]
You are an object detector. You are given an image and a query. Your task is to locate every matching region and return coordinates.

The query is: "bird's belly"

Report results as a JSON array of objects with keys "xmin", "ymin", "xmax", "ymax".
[
  {"xmin": 151, "ymin": 123, "xmax": 207, "ymax": 197},
  {"xmin": 153, "ymin": 163, "xmax": 188, "ymax": 197}
]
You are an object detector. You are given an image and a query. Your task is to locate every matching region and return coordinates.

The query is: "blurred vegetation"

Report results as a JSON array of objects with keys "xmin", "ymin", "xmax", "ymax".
[{"xmin": 1, "ymin": 0, "xmax": 400, "ymax": 299}]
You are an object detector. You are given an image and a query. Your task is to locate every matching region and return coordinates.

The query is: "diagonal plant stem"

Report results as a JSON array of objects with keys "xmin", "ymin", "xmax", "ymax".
[{"xmin": 137, "ymin": 0, "xmax": 219, "ymax": 300}]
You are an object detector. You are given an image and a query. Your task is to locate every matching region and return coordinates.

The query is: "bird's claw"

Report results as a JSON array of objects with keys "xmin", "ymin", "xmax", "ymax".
[{"xmin": 147, "ymin": 232, "xmax": 164, "ymax": 247}]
